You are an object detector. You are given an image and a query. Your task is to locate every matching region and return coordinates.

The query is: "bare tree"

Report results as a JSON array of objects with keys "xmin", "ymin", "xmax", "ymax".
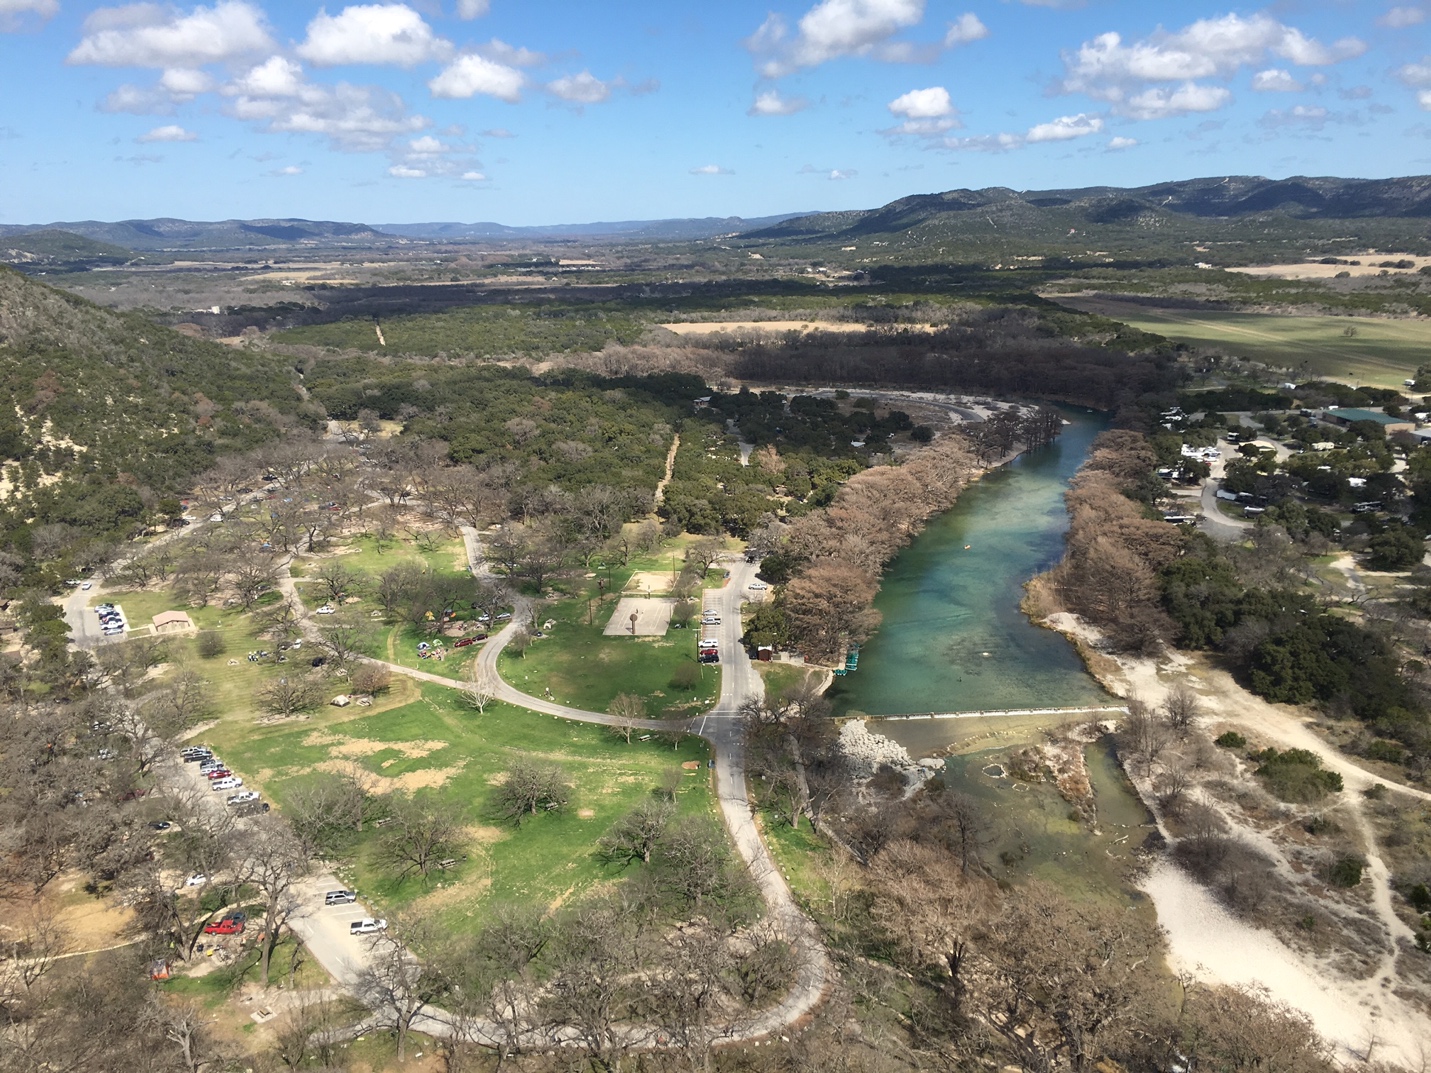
[
  {"xmin": 255, "ymin": 676, "xmax": 323, "ymax": 718},
  {"xmin": 356, "ymin": 919, "xmax": 448, "ymax": 1063},
  {"xmin": 377, "ymin": 794, "xmax": 465, "ymax": 880},
  {"xmin": 1119, "ymin": 699, "xmax": 1170, "ymax": 775},
  {"xmin": 234, "ymin": 818, "xmax": 310, "ymax": 986},
  {"xmin": 1163, "ymin": 681, "xmax": 1201, "ymax": 737},
  {"xmin": 312, "ymin": 560, "xmax": 361, "ymax": 604},
  {"xmin": 494, "ymin": 760, "xmax": 571, "ymax": 825},
  {"xmin": 607, "ymin": 692, "xmax": 646, "ymax": 744},
  {"xmin": 597, "ymin": 800, "xmax": 672, "ymax": 867},
  {"xmin": 460, "ymin": 660, "xmax": 500, "ymax": 715}
]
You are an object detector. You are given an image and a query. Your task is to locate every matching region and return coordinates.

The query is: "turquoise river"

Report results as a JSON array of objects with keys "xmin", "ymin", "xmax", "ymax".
[{"xmin": 829, "ymin": 407, "xmax": 1112, "ymax": 719}]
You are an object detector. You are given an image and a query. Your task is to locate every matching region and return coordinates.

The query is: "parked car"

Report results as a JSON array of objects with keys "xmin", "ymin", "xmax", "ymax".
[
  {"xmin": 184, "ymin": 874, "xmax": 208, "ymax": 888},
  {"xmin": 81, "ymin": 581, "xmax": 92, "ymax": 591},
  {"xmin": 147, "ymin": 821, "xmax": 173, "ymax": 831},
  {"xmin": 211, "ymin": 777, "xmax": 243, "ymax": 791},
  {"xmin": 203, "ymin": 918, "xmax": 245, "ymax": 935},
  {"xmin": 748, "ymin": 582, "xmax": 768, "ymax": 590},
  {"xmin": 204, "ymin": 768, "xmax": 233, "ymax": 780},
  {"xmin": 453, "ymin": 637, "xmax": 478, "ymax": 648},
  {"xmin": 227, "ymin": 791, "xmax": 260, "ymax": 805},
  {"xmin": 232, "ymin": 800, "xmax": 270, "ymax": 817},
  {"xmin": 350, "ymin": 919, "xmax": 387, "ymax": 935},
  {"xmin": 315, "ymin": 605, "xmax": 336, "ymax": 615},
  {"xmin": 325, "ymin": 889, "xmax": 358, "ymax": 906}
]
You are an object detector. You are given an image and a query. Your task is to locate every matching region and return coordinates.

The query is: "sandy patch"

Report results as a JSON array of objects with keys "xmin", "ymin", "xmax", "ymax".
[
  {"xmin": 389, "ymin": 763, "xmax": 467, "ymax": 791},
  {"xmin": 624, "ymin": 570, "xmax": 676, "ymax": 595},
  {"xmin": 577, "ymin": 808, "xmax": 596, "ymax": 819},
  {"xmin": 329, "ymin": 737, "xmax": 450, "ymax": 760},
  {"xmin": 659, "ymin": 320, "xmax": 940, "ymax": 336},
  {"xmin": 1226, "ymin": 253, "xmax": 1431, "ymax": 280},
  {"xmin": 464, "ymin": 824, "xmax": 508, "ymax": 844}
]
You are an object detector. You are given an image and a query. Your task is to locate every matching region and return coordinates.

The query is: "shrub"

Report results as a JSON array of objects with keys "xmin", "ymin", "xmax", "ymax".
[
  {"xmin": 349, "ymin": 663, "xmax": 392, "ymax": 695},
  {"xmin": 1252, "ymin": 748, "xmax": 1343, "ymax": 803},
  {"xmin": 1364, "ymin": 739, "xmax": 1406, "ymax": 765},
  {"xmin": 1214, "ymin": 731, "xmax": 1246, "ymax": 749},
  {"xmin": 1328, "ymin": 855, "xmax": 1365, "ymax": 888},
  {"xmin": 1407, "ymin": 883, "xmax": 1431, "ymax": 913},
  {"xmin": 196, "ymin": 631, "xmax": 226, "ymax": 659},
  {"xmin": 669, "ymin": 662, "xmax": 700, "ymax": 690}
]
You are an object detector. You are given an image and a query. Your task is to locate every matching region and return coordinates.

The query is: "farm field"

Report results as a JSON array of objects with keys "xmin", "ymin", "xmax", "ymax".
[{"xmin": 1052, "ymin": 296, "xmax": 1431, "ymax": 388}]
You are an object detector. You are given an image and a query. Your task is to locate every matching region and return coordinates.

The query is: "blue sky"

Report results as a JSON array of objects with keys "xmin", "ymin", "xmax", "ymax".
[{"xmin": 1, "ymin": 0, "xmax": 1429, "ymax": 226}]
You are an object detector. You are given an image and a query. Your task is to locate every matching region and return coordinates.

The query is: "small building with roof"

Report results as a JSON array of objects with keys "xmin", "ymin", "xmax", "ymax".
[
  {"xmin": 152, "ymin": 610, "xmax": 195, "ymax": 634},
  {"xmin": 1322, "ymin": 408, "xmax": 1415, "ymax": 435}
]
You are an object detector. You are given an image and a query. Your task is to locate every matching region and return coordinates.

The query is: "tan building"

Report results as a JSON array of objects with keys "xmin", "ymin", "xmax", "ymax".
[{"xmin": 152, "ymin": 610, "xmax": 195, "ymax": 634}]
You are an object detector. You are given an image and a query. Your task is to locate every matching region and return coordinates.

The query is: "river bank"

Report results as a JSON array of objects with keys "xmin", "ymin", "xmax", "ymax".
[{"xmin": 1028, "ymin": 601, "xmax": 1431, "ymax": 1066}]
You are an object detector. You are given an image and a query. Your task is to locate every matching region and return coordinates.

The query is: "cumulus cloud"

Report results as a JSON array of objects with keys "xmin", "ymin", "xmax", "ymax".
[
  {"xmin": 1398, "ymin": 58, "xmax": 1431, "ymax": 86},
  {"xmin": 224, "ymin": 58, "xmax": 429, "ymax": 152},
  {"xmin": 746, "ymin": 0, "xmax": 929, "ymax": 78},
  {"xmin": 138, "ymin": 123, "xmax": 197, "ymax": 141},
  {"xmin": 69, "ymin": 1, "xmax": 273, "ymax": 67},
  {"xmin": 547, "ymin": 71, "xmax": 611, "ymax": 104},
  {"xmin": 388, "ymin": 164, "xmax": 426, "ymax": 177},
  {"xmin": 748, "ymin": 89, "xmax": 809, "ymax": 115},
  {"xmin": 460, "ymin": 169, "xmax": 487, "ymax": 180},
  {"xmin": 1379, "ymin": 6, "xmax": 1425, "ymax": 27},
  {"xmin": 1251, "ymin": 68, "xmax": 1302, "ymax": 92},
  {"xmin": 271, "ymin": 164, "xmax": 302, "ymax": 175},
  {"xmin": 1025, "ymin": 112, "xmax": 1103, "ymax": 142},
  {"xmin": 296, "ymin": 4, "xmax": 451, "ymax": 67},
  {"xmin": 101, "ymin": 83, "xmax": 179, "ymax": 114},
  {"xmin": 829, "ymin": 168, "xmax": 857, "ymax": 179},
  {"xmin": 690, "ymin": 163, "xmax": 734, "ymax": 175},
  {"xmin": 1059, "ymin": 13, "xmax": 1364, "ymax": 119},
  {"xmin": 945, "ymin": 111, "xmax": 1106, "ymax": 152},
  {"xmin": 455, "ymin": 0, "xmax": 488, "ymax": 17},
  {"xmin": 885, "ymin": 85, "xmax": 959, "ymax": 134},
  {"xmin": 1107, "ymin": 135, "xmax": 1138, "ymax": 149},
  {"xmin": 944, "ymin": 13, "xmax": 987, "ymax": 46},
  {"xmin": 477, "ymin": 37, "xmax": 545, "ymax": 67},
  {"xmin": 429, "ymin": 53, "xmax": 524, "ymax": 101},
  {"xmin": 1123, "ymin": 81, "xmax": 1231, "ymax": 120},
  {"xmin": 0, "ymin": 0, "xmax": 57, "ymax": 30}
]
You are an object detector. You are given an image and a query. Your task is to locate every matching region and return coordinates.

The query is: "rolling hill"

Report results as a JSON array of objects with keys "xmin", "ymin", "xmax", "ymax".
[
  {"xmin": 0, "ymin": 229, "xmax": 135, "ymax": 272},
  {"xmin": 0, "ymin": 217, "xmax": 394, "ymax": 252}
]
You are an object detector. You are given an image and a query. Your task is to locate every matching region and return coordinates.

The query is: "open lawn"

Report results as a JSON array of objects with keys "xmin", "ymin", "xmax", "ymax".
[
  {"xmin": 207, "ymin": 682, "xmax": 714, "ymax": 927},
  {"xmin": 1052, "ymin": 296, "xmax": 1431, "ymax": 389},
  {"xmin": 500, "ymin": 590, "xmax": 719, "ymax": 719}
]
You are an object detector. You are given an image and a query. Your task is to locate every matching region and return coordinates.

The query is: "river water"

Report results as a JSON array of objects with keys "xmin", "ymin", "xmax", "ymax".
[{"xmin": 829, "ymin": 408, "xmax": 1112, "ymax": 720}]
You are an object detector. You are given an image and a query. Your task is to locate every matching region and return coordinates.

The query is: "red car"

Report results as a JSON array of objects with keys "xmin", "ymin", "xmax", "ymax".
[
  {"xmin": 203, "ymin": 918, "xmax": 244, "ymax": 936},
  {"xmin": 204, "ymin": 768, "xmax": 233, "ymax": 780},
  {"xmin": 454, "ymin": 635, "xmax": 487, "ymax": 648}
]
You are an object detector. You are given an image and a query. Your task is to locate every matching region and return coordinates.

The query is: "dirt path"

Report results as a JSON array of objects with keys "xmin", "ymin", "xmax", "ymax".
[
  {"xmin": 653, "ymin": 433, "xmax": 680, "ymax": 506},
  {"xmin": 1045, "ymin": 612, "xmax": 1431, "ymax": 1063}
]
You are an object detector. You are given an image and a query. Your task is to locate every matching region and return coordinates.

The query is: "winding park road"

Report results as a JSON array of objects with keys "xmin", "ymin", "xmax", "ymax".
[{"xmin": 282, "ymin": 525, "xmax": 833, "ymax": 1046}]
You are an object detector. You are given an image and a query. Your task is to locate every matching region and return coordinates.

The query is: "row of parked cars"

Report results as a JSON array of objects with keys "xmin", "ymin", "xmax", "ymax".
[
  {"xmin": 94, "ymin": 602, "xmax": 126, "ymax": 636},
  {"xmin": 180, "ymin": 745, "xmax": 246, "ymax": 794}
]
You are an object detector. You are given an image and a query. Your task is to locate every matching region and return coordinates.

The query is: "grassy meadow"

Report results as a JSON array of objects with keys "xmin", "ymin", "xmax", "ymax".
[{"xmin": 1055, "ymin": 296, "xmax": 1431, "ymax": 388}]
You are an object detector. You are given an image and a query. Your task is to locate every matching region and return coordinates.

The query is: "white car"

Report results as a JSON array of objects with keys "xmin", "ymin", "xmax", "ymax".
[
  {"xmin": 315, "ymin": 605, "xmax": 336, "ymax": 615},
  {"xmin": 211, "ymin": 776, "xmax": 243, "ymax": 791},
  {"xmin": 748, "ymin": 582, "xmax": 768, "ymax": 590},
  {"xmin": 350, "ymin": 918, "xmax": 387, "ymax": 935},
  {"xmin": 184, "ymin": 874, "xmax": 208, "ymax": 888},
  {"xmin": 81, "ymin": 581, "xmax": 92, "ymax": 591},
  {"xmin": 227, "ymin": 790, "xmax": 260, "ymax": 805}
]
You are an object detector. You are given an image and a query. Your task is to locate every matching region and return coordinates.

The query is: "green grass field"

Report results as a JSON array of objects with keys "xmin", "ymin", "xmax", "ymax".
[
  {"xmin": 1055, "ymin": 296, "xmax": 1431, "ymax": 388},
  {"xmin": 206, "ymin": 682, "xmax": 714, "ymax": 926}
]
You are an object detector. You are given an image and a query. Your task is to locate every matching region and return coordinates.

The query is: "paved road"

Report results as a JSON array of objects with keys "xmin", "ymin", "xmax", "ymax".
[{"xmin": 1197, "ymin": 479, "xmax": 1255, "ymax": 540}]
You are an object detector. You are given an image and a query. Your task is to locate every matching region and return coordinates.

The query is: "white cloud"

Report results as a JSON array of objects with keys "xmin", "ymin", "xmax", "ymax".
[
  {"xmin": 455, "ymin": 0, "xmax": 488, "ymax": 17},
  {"xmin": 159, "ymin": 67, "xmax": 213, "ymax": 95},
  {"xmin": 829, "ymin": 168, "xmax": 857, "ymax": 179},
  {"xmin": 388, "ymin": 164, "xmax": 426, "ymax": 178},
  {"xmin": 944, "ymin": 13, "xmax": 987, "ymax": 46},
  {"xmin": 69, "ymin": 1, "xmax": 273, "ymax": 67},
  {"xmin": 886, "ymin": 85, "xmax": 959, "ymax": 134},
  {"xmin": 297, "ymin": 4, "xmax": 451, "ymax": 68},
  {"xmin": 1107, "ymin": 135, "xmax": 1138, "ymax": 149},
  {"xmin": 1258, "ymin": 103, "xmax": 1337, "ymax": 130},
  {"xmin": 748, "ymin": 89, "xmax": 809, "ymax": 115},
  {"xmin": 481, "ymin": 126, "xmax": 514, "ymax": 137},
  {"xmin": 690, "ymin": 164, "xmax": 734, "ymax": 175},
  {"xmin": 1123, "ymin": 81, "xmax": 1231, "ymax": 120},
  {"xmin": 1379, "ymin": 6, "xmax": 1425, "ymax": 28},
  {"xmin": 460, "ymin": 169, "xmax": 487, "ymax": 180},
  {"xmin": 1398, "ymin": 58, "xmax": 1431, "ymax": 86},
  {"xmin": 138, "ymin": 123, "xmax": 197, "ymax": 141},
  {"xmin": 1059, "ymin": 13, "xmax": 1365, "ymax": 117},
  {"xmin": 547, "ymin": 70, "xmax": 611, "ymax": 104},
  {"xmin": 226, "ymin": 67, "xmax": 429, "ymax": 153},
  {"xmin": 477, "ymin": 38, "xmax": 544, "ymax": 66},
  {"xmin": 0, "ymin": 0, "xmax": 57, "ymax": 29},
  {"xmin": 1025, "ymin": 112, "xmax": 1103, "ymax": 142},
  {"xmin": 101, "ymin": 83, "xmax": 179, "ymax": 114},
  {"xmin": 888, "ymin": 85, "xmax": 952, "ymax": 118},
  {"xmin": 428, "ymin": 53, "xmax": 524, "ymax": 101},
  {"xmin": 1251, "ymin": 68, "xmax": 1302, "ymax": 92},
  {"xmin": 271, "ymin": 164, "xmax": 302, "ymax": 175},
  {"xmin": 746, "ymin": 0, "xmax": 927, "ymax": 78},
  {"xmin": 943, "ymin": 132, "xmax": 1023, "ymax": 152},
  {"xmin": 407, "ymin": 134, "xmax": 447, "ymax": 155}
]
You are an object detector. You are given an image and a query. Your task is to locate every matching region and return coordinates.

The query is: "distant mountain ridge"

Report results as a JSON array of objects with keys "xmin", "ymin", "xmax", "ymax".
[
  {"xmin": 0, "ymin": 217, "xmax": 391, "ymax": 251},
  {"xmin": 375, "ymin": 213, "xmax": 812, "ymax": 242},
  {"xmin": 745, "ymin": 174, "xmax": 1431, "ymax": 245}
]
